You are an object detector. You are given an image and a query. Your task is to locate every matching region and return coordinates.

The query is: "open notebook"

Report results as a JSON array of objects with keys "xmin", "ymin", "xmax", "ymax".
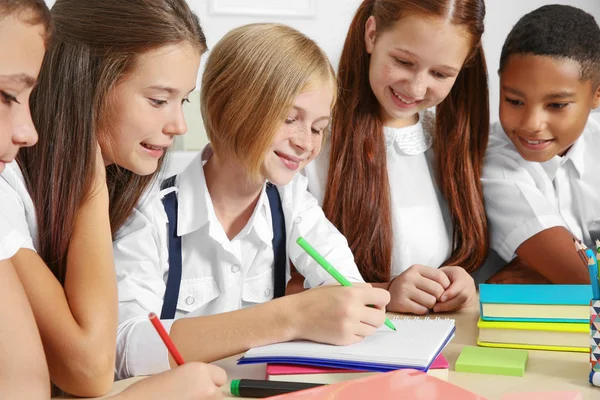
[{"xmin": 238, "ymin": 317, "xmax": 455, "ymax": 372}]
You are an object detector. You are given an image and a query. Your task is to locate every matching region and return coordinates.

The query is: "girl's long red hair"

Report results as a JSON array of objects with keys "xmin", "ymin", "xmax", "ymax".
[{"xmin": 323, "ymin": 0, "xmax": 489, "ymax": 282}]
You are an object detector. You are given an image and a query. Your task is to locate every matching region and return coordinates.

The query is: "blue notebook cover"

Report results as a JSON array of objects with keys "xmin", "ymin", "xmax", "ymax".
[
  {"xmin": 238, "ymin": 326, "xmax": 456, "ymax": 373},
  {"xmin": 479, "ymin": 284, "xmax": 591, "ymax": 305}
]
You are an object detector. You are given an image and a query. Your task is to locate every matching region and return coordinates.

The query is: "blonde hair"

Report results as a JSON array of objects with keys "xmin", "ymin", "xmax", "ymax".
[{"xmin": 201, "ymin": 23, "xmax": 336, "ymax": 180}]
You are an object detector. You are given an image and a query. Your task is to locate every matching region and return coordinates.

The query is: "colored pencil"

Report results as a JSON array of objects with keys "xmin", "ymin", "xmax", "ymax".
[{"xmin": 149, "ymin": 312, "xmax": 186, "ymax": 366}]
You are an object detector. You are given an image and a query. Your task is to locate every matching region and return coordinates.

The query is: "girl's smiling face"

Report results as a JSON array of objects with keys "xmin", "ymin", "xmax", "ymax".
[
  {"xmin": 365, "ymin": 14, "xmax": 471, "ymax": 128},
  {"xmin": 100, "ymin": 43, "xmax": 200, "ymax": 175},
  {"xmin": 262, "ymin": 82, "xmax": 333, "ymax": 186}
]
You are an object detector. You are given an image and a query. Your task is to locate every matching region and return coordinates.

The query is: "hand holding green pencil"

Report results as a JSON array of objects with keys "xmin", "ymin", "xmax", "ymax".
[{"xmin": 296, "ymin": 236, "xmax": 397, "ymax": 332}]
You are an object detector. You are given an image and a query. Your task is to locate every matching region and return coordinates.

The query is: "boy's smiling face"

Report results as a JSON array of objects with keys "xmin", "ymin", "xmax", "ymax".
[{"xmin": 499, "ymin": 54, "xmax": 600, "ymax": 162}]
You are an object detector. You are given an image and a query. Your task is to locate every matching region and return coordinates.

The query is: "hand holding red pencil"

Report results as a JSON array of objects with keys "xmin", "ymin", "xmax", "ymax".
[
  {"xmin": 109, "ymin": 362, "xmax": 227, "ymax": 400},
  {"xmin": 111, "ymin": 312, "xmax": 227, "ymax": 400}
]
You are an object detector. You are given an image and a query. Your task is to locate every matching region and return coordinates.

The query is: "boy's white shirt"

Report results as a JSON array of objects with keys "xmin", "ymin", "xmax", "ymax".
[
  {"xmin": 482, "ymin": 113, "xmax": 600, "ymax": 262},
  {"xmin": 114, "ymin": 145, "xmax": 364, "ymax": 379},
  {"xmin": 0, "ymin": 162, "xmax": 37, "ymax": 259}
]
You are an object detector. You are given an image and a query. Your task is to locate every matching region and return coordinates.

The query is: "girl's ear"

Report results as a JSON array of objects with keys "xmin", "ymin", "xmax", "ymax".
[
  {"xmin": 592, "ymin": 82, "xmax": 600, "ymax": 109},
  {"xmin": 365, "ymin": 16, "xmax": 377, "ymax": 55}
]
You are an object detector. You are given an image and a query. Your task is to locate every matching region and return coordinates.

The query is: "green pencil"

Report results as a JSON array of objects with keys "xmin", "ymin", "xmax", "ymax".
[{"xmin": 296, "ymin": 236, "xmax": 396, "ymax": 331}]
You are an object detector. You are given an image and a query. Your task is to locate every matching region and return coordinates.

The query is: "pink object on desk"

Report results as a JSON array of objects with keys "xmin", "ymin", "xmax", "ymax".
[
  {"xmin": 264, "ymin": 369, "xmax": 485, "ymax": 400},
  {"xmin": 266, "ymin": 353, "xmax": 448, "ymax": 376},
  {"xmin": 502, "ymin": 391, "xmax": 582, "ymax": 400}
]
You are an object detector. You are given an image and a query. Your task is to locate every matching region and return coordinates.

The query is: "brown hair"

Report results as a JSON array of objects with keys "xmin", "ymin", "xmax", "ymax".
[
  {"xmin": 17, "ymin": 0, "xmax": 206, "ymax": 283},
  {"xmin": 201, "ymin": 23, "xmax": 336, "ymax": 181},
  {"xmin": 0, "ymin": 0, "xmax": 53, "ymax": 45},
  {"xmin": 323, "ymin": 0, "xmax": 489, "ymax": 281}
]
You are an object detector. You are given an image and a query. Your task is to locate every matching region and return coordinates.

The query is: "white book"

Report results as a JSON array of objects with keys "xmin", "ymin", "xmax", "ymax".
[{"xmin": 238, "ymin": 317, "xmax": 455, "ymax": 372}]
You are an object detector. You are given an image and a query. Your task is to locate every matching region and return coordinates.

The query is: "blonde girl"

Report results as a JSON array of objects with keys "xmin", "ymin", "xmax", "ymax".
[{"xmin": 114, "ymin": 23, "xmax": 390, "ymax": 378}]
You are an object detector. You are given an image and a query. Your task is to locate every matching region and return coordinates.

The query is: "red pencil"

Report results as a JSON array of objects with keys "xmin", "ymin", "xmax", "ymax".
[{"xmin": 149, "ymin": 312, "xmax": 186, "ymax": 366}]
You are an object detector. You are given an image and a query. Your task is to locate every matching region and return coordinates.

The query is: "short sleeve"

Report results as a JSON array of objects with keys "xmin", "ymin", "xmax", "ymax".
[
  {"xmin": 0, "ymin": 163, "xmax": 36, "ymax": 254},
  {"xmin": 482, "ymin": 141, "xmax": 567, "ymax": 261},
  {"xmin": 0, "ymin": 215, "xmax": 27, "ymax": 260}
]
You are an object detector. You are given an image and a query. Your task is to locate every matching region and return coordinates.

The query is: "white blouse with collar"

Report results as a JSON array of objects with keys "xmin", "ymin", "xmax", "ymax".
[
  {"xmin": 304, "ymin": 110, "xmax": 453, "ymax": 277},
  {"xmin": 113, "ymin": 145, "xmax": 364, "ymax": 378}
]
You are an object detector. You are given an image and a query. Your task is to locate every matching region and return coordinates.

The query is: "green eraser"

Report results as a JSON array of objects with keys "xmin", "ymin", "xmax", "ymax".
[{"xmin": 455, "ymin": 346, "xmax": 528, "ymax": 377}]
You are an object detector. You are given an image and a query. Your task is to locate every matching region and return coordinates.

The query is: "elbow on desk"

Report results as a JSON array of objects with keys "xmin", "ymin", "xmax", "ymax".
[{"xmin": 51, "ymin": 351, "xmax": 115, "ymax": 397}]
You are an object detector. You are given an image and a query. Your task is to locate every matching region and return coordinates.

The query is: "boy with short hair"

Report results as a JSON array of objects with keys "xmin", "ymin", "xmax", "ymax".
[{"xmin": 483, "ymin": 4, "xmax": 600, "ymax": 283}]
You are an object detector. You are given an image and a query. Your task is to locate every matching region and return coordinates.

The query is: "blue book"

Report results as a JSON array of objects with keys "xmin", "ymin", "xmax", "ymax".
[{"xmin": 479, "ymin": 284, "xmax": 591, "ymax": 323}]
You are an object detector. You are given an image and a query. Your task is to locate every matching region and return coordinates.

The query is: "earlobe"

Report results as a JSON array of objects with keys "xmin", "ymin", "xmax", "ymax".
[{"xmin": 364, "ymin": 16, "xmax": 377, "ymax": 55}]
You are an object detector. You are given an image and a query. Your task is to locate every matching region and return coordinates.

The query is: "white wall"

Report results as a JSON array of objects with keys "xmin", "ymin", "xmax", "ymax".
[
  {"xmin": 44, "ymin": 0, "xmax": 600, "ymax": 130},
  {"xmin": 190, "ymin": 0, "xmax": 600, "ymax": 124}
]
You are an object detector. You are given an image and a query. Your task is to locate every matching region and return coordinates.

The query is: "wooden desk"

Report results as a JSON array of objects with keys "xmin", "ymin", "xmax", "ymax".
[{"xmin": 57, "ymin": 299, "xmax": 599, "ymax": 399}]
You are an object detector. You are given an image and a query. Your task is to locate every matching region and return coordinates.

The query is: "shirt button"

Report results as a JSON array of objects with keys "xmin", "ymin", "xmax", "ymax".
[
  {"xmin": 264, "ymin": 288, "xmax": 272, "ymax": 297},
  {"xmin": 185, "ymin": 296, "xmax": 195, "ymax": 305},
  {"xmin": 294, "ymin": 216, "xmax": 302, "ymax": 224},
  {"xmin": 231, "ymin": 264, "xmax": 241, "ymax": 273}
]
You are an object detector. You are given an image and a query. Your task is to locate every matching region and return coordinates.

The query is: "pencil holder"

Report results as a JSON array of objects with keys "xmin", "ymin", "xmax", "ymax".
[{"xmin": 590, "ymin": 300, "xmax": 600, "ymax": 387}]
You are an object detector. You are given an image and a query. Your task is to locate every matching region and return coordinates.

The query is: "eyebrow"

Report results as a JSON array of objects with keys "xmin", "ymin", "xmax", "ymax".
[
  {"xmin": 502, "ymin": 86, "xmax": 577, "ymax": 100},
  {"xmin": 146, "ymin": 85, "xmax": 196, "ymax": 95},
  {"xmin": 0, "ymin": 73, "xmax": 37, "ymax": 88},
  {"xmin": 394, "ymin": 48, "xmax": 460, "ymax": 74},
  {"xmin": 293, "ymin": 106, "xmax": 331, "ymax": 124},
  {"xmin": 543, "ymin": 91, "xmax": 577, "ymax": 100},
  {"xmin": 502, "ymin": 86, "xmax": 525, "ymax": 97}
]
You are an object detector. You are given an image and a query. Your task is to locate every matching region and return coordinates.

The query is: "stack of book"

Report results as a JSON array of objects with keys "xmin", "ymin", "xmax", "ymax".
[
  {"xmin": 477, "ymin": 284, "xmax": 591, "ymax": 352},
  {"xmin": 238, "ymin": 317, "xmax": 455, "ymax": 384}
]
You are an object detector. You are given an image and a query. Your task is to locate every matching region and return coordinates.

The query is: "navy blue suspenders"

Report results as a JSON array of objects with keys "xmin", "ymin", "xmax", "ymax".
[
  {"xmin": 266, "ymin": 183, "xmax": 287, "ymax": 300},
  {"xmin": 159, "ymin": 176, "xmax": 287, "ymax": 319}
]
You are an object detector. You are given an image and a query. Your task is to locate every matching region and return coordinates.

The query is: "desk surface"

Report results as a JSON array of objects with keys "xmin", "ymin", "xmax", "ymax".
[{"xmin": 57, "ymin": 298, "xmax": 599, "ymax": 400}]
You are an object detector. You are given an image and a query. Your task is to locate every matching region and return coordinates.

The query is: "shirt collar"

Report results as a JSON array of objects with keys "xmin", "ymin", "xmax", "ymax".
[
  {"xmin": 176, "ymin": 145, "xmax": 213, "ymax": 236},
  {"xmin": 541, "ymin": 132, "xmax": 586, "ymax": 181},
  {"xmin": 175, "ymin": 145, "xmax": 274, "ymax": 248},
  {"xmin": 568, "ymin": 128, "xmax": 586, "ymax": 178},
  {"xmin": 237, "ymin": 186, "xmax": 273, "ymax": 248}
]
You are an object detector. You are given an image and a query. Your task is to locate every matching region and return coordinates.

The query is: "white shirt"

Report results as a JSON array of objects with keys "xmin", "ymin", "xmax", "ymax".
[
  {"xmin": 114, "ymin": 146, "xmax": 364, "ymax": 379},
  {"xmin": 0, "ymin": 162, "xmax": 38, "ymax": 256},
  {"xmin": 482, "ymin": 115, "xmax": 600, "ymax": 261},
  {"xmin": 0, "ymin": 214, "xmax": 27, "ymax": 261},
  {"xmin": 305, "ymin": 110, "xmax": 453, "ymax": 277}
]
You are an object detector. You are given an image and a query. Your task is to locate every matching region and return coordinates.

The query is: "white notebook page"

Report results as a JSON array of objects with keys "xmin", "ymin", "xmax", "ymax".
[{"xmin": 243, "ymin": 317, "xmax": 455, "ymax": 367}]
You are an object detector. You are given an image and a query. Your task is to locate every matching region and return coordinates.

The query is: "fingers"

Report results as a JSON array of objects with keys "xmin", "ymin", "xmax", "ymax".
[
  {"xmin": 387, "ymin": 285, "xmax": 432, "ymax": 314},
  {"xmin": 355, "ymin": 286, "xmax": 391, "ymax": 309},
  {"xmin": 413, "ymin": 275, "xmax": 445, "ymax": 300},
  {"xmin": 358, "ymin": 303, "xmax": 387, "ymax": 328},
  {"xmin": 207, "ymin": 364, "xmax": 227, "ymax": 386},
  {"xmin": 398, "ymin": 298, "xmax": 429, "ymax": 315},
  {"xmin": 415, "ymin": 265, "xmax": 450, "ymax": 289},
  {"xmin": 408, "ymin": 287, "xmax": 438, "ymax": 310},
  {"xmin": 439, "ymin": 280, "xmax": 463, "ymax": 303},
  {"xmin": 353, "ymin": 319, "xmax": 380, "ymax": 338},
  {"xmin": 433, "ymin": 293, "xmax": 466, "ymax": 313},
  {"xmin": 434, "ymin": 278, "xmax": 474, "ymax": 312},
  {"xmin": 438, "ymin": 268, "xmax": 474, "ymax": 302}
]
